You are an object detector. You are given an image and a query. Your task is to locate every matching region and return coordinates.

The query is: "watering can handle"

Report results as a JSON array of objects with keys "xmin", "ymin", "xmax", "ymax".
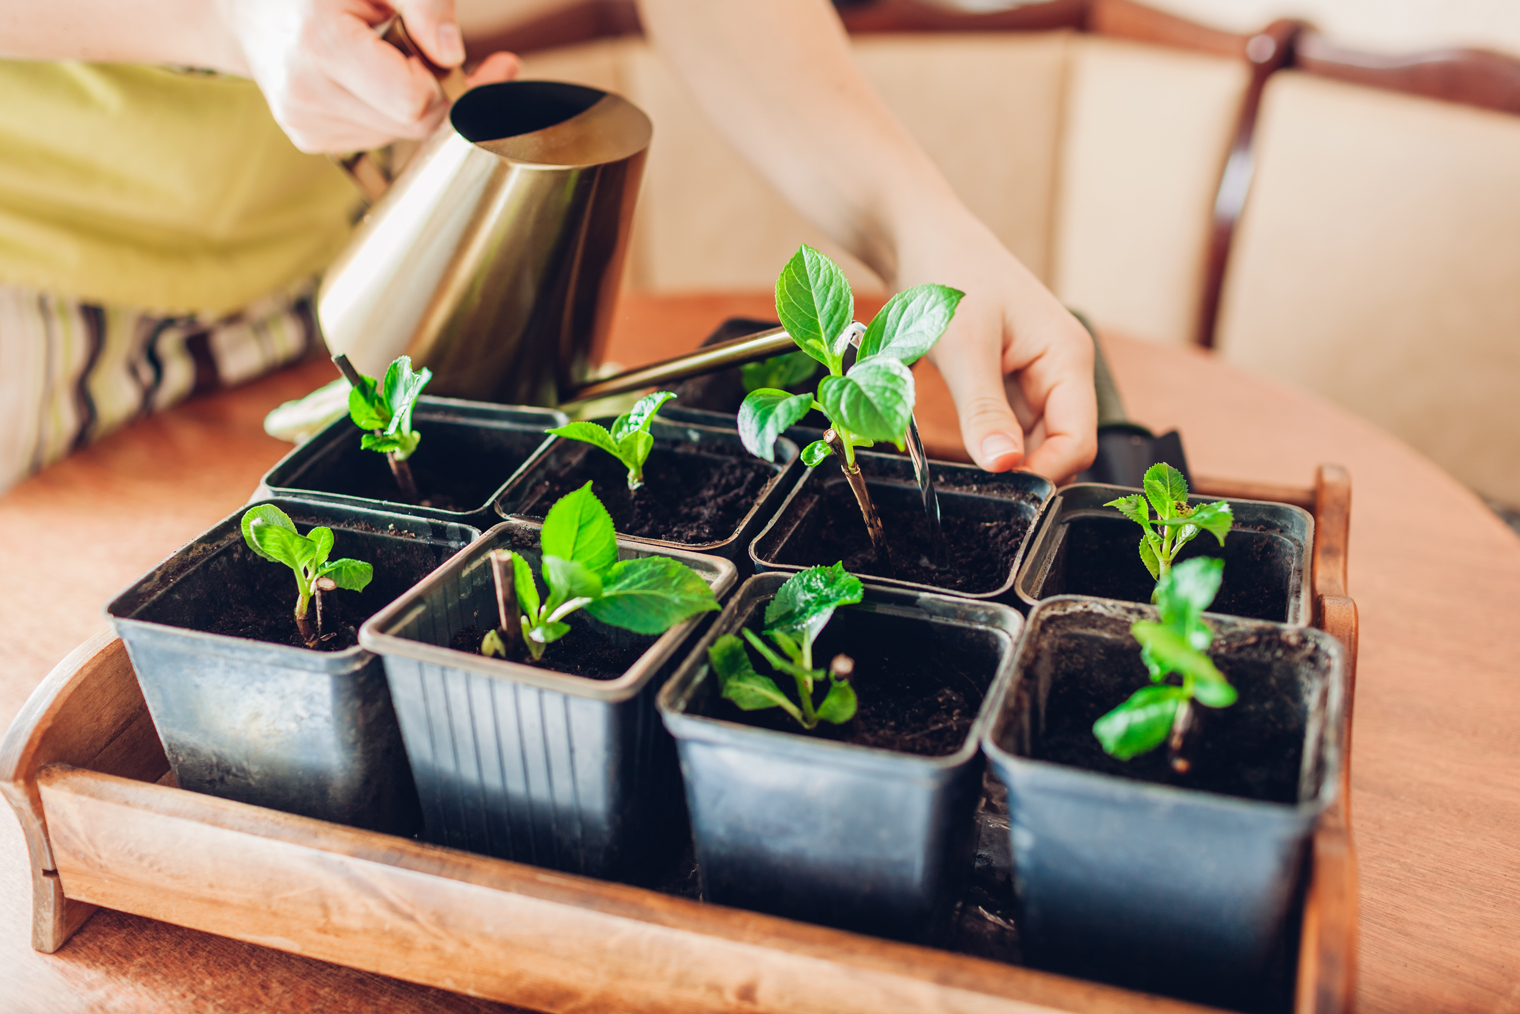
[{"xmin": 330, "ymin": 17, "xmax": 470, "ymax": 202}]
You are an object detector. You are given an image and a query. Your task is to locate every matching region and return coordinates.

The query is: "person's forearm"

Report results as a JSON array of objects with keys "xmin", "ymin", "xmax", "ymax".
[
  {"xmin": 636, "ymin": 0, "xmax": 960, "ymax": 285},
  {"xmin": 0, "ymin": 0, "xmax": 248, "ymax": 73}
]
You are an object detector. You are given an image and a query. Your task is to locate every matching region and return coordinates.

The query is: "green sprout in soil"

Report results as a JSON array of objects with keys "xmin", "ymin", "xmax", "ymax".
[
  {"xmin": 1106, "ymin": 462, "xmax": 1233, "ymax": 587},
  {"xmin": 707, "ymin": 563, "xmax": 865, "ymax": 731},
  {"xmin": 737, "ymin": 245, "xmax": 961, "ymax": 561},
  {"xmin": 1093, "ymin": 556, "xmax": 1238, "ymax": 770},
  {"xmin": 478, "ymin": 481, "xmax": 719, "ymax": 663},
  {"xmin": 332, "ymin": 353, "xmax": 431, "ymax": 503},
  {"xmin": 240, "ymin": 504, "xmax": 373, "ymax": 648},
  {"xmin": 546, "ymin": 391, "xmax": 676, "ymax": 491}
]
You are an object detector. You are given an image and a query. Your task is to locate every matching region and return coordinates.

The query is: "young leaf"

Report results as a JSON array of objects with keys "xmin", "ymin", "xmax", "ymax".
[
  {"xmin": 1181, "ymin": 500, "xmax": 1234, "ymax": 547},
  {"xmin": 381, "ymin": 357, "xmax": 430, "ymax": 434},
  {"xmin": 1093, "ymin": 685, "xmax": 1188, "ymax": 760},
  {"xmin": 1155, "ymin": 556, "xmax": 1224, "ymax": 646},
  {"xmin": 801, "ymin": 440, "xmax": 832, "ymax": 467},
  {"xmin": 316, "ymin": 557, "xmax": 373, "ymax": 593},
  {"xmin": 1130, "ymin": 622, "xmax": 1230, "ymax": 693},
  {"xmin": 775, "ymin": 245, "xmax": 853, "ymax": 369},
  {"xmin": 616, "ymin": 430, "xmax": 655, "ymax": 479},
  {"xmin": 1138, "ymin": 536, "xmax": 1162, "ymax": 581},
  {"xmin": 611, "ymin": 390, "xmax": 676, "ymax": 443},
  {"xmin": 542, "ymin": 555, "xmax": 603, "ymax": 613},
  {"xmin": 307, "ymin": 526, "xmax": 334, "ymax": 569},
  {"xmin": 526, "ymin": 619, "xmax": 572, "ymax": 647},
  {"xmin": 241, "ymin": 504, "xmax": 298, "ymax": 564},
  {"xmin": 764, "ymin": 563, "xmax": 864, "ymax": 640},
  {"xmin": 815, "ymin": 679, "xmax": 858, "ymax": 724},
  {"xmin": 708, "ymin": 635, "xmax": 801, "ymax": 718},
  {"xmin": 585, "ymin": 556, "xmax": 720, "ymax": 634},
  {"xmin": 545, "ymin": 420, "xmax": 622, "ymax": 460},
  {"xmin": 1105, "ymin": 493, "xmax": 1152, "ymax": 532},
  {"xmin": 1143, "ymin": 462, "xmax": 1189, "ymax": 521},
  {"xmin": 857, "ymin": 284, "xmax": 964, "ymax": 365},
  {"xmin": 346, "ymin": 373, "xmax": 387, "ymax": 431},
  {"xmin": 481, "ymin": 628, "xmax": 508, "ymax": 658},
  {"xmin": 741, "ymin": 350, "xmax": 819, "ymax": 392},
  {"xmin": 246, "ymin": 518, "xmax": 315, "ymax": 572},
  {"xmin": 539, "ymin": 481, "xmax": 618, "ymax": 575},
  {"xmin": 742, "ymin": 626, "xmax": 816, "ymax": 686},
  {"xmin": 737, "ymin": 389, "xmax": 814, "ymax": 462},
  {"xmin": 818, "ymin": 356, "xmax": 915, "ymax": 442},
  {"xmin": 510, "ymin": 550, "xmax": 540, "ymax": 621}
]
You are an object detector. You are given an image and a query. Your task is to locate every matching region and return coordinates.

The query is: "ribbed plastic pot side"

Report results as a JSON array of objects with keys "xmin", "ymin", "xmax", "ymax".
[
  {"xmin": 106, "ymin": 500, "xmax": 481, "ymax": 836},
  {"xmin": 358, "ymin": 520, "xmax": 737, "ymax": 884},
  {"xmin": 982, "ymin": 596, "xmax": 1345, "ymax": 1011},
  {"xmin": 658, "ymin": 573, "xmax": 1023, "ymax": 943}
]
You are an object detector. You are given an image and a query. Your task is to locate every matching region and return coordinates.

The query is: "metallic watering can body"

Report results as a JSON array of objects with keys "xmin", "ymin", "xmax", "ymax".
[{"xmin": 320, "ymin": 80, "xmax": 652, "ymax": 407}]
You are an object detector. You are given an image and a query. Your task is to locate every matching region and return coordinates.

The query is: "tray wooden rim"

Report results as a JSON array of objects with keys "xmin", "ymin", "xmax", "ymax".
[{"xmin": 0, "ymin": 469, "xmax": 1359, "ymax": 1014}]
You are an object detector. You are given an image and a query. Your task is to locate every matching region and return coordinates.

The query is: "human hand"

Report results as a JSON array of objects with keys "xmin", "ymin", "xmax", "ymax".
[
  {"xmin": 218, "ymin": 0, "xmax": 520, "ymax": 154},
  {"xmin": 895, "ymin": 206, "xmax": 1097, "ymax": 483}
]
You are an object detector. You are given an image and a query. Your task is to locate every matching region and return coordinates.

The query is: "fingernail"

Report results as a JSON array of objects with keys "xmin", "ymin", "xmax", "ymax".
[
  {"xmin": 980, "ymin": 433, "xmax": 1021, "ymax": 466},
  {"xmin": 436, "ymin": 22, "xmax": 465, "ymax": 66}
]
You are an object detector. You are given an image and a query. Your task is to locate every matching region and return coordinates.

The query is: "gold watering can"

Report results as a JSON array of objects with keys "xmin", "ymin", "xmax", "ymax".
[{"xmin": 320, "ymin": 25, "xmax": 795, "ymax": 409}]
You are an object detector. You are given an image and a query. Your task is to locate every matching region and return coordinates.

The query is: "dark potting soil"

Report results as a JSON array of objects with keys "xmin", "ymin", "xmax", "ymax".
[
  {"xmin": 775, "ymin": 481, "xmax": 1030, "ymax": 594},
  {"xmin": 1017, "ymin": 615, "xmax": 1310, "ymax": 804},
  {"xmin": 707, "ymin": 606, "xmax": 1004, "ymax": 757},
  {"xmin": 1041, "ymin": 513, "xmax": 1296, "ymax": 622},
  {"xmin": 515, "ymin": 443, "xmax": 777, "ymax": 545},
  {"xmin": 286, "ymin": 418, "xmax": 546, "ymax": 513},
  {"xmin": 448, "ymin": 622, "xmax": 656, "ymax": 681}
]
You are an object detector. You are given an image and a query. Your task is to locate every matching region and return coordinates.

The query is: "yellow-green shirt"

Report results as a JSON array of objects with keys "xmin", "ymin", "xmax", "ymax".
[{"xmin": 0, "ymin": 61, "xmax": 360, "ymax": 315}]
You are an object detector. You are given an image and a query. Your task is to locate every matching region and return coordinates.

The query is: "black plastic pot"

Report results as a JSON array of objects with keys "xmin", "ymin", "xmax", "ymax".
[
  {"xmin": 358, "ymin": 521, "xmax": 737, "ymax": 883},
  {"xmin": 496, "ymin": 415, "xmax": 799, "ymax": 569},
  {"xmin": 1015, "ymin": 482, "xmax": 1314, "ymax": 624},
  {"xmin": 106, "ymin": 500, "xmax": 480, "ymax": 836},
  {"xmin": 658, "ymin": 573, "xmax": 1022, "ymax": 942},
  {"xmin": 983, "ymin": 596, "xmax": 1346, "ymax": 1010},
  {"xmin": 257, "ymin": 396, "xmax": 565, "ymax": 526},
  {"xmin": 750, "ymin": 450, "xmax": 1054, "ymax": 603}
]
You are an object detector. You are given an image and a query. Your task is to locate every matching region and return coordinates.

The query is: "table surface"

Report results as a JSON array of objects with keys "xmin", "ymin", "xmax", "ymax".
[{"xmin": 3, "ymin": 292, "xmax": 1518, "ymax": 1014}]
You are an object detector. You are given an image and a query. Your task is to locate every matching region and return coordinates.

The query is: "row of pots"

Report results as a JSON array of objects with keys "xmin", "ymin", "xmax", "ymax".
[{"xmin": 106, "ymin": 395, "xmax": 1342, "ymax": 1012}]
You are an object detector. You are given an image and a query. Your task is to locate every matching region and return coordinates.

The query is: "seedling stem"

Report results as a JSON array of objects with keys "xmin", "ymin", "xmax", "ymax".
[{"xmin": 825, "ymin": 427, "xmax": 890, "ymax": 566}]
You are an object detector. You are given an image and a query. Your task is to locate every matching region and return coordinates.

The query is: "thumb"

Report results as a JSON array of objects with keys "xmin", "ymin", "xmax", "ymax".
[
  {"xmin": 930, "ymin": 337, "xmax": 1026, "ymax": 472},
  {"xmin": 397, "ymin": 0, "xmax": 466, "ymax": 69}
]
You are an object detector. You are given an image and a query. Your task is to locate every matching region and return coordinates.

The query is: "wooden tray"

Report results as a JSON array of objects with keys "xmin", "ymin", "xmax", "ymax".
[{"xmin": 0, "ymin": 467, "xmax": 1359, "ymax": 1014}]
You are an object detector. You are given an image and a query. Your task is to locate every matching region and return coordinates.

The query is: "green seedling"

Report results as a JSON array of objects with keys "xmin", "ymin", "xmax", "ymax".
[
  {"xmin": 1106, "ymin": 462, "xmax": 1233, "ymax": 586},
  {"xmin": 479, "ymin": 481, "xmax": 719, "ymax": 662},
  {"xmin": 707, "ymin": 563, "xmax": 864, "ymax": 731},
  {"xmin": 1093, "ymin": 556, "xmax": 1238, "ymax": 769},
  {"xmin": 546, "ymin": 391, "xmax": 676, "ymax": 491},
  {"xmin": 737, "ymin": 244, "xmax": 962, "ymax": 556},
  {"xmin": 240, "ymin": 504, "xmax": 373, "ymax": 648},
  {"xmin": 333, "ymin": 354, "xmax": 431, "ymax": 502}
]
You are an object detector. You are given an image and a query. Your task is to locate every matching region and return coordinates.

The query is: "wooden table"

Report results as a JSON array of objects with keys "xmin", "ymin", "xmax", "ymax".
[{"xmin": 3, "ymin": 293, "xmax": 1518, "ymax": 1014}]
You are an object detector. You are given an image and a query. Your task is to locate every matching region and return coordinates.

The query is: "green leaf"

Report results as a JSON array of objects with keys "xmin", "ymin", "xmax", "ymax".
[
  {"xmin": 774, "ymin": 244, "xmax": 853, "ymax": 370},
  {"xmin": 818, "ymin": 356, "xmax": 915, "ymax": 442},
  {"xmin": 380, "ymin": 356, "xmax": 431, "ymax": 436},
  {"xmin": 539, "ymin": 482, "xmax": 618, "ymax": 576},
  {"xmin": 510, "ymin": 551, "xmax": 540, "ymax": 621},
  {"xmin": 1182, "ymin": 500, "xmax": 1233, "ymax": 547},
  {"xmin": 1106, "ymin": 493, "xmax": 1152, "ymax": 532},
  {"xmin": 480, "ymin": 628, "xmax": 508, "ymax": 658},
  {"xmin": 708, "ymin": 635, "xmax": 798, "ymax": 716},
  {"xmin": 308, "ymin": 526, "xmax": 334, "ymax": 569},
  {"xmin": 1155, "ymin": 556, "xmax": 1223, "ymax": 648},
  {"xmin": 1093, "ymin": 685, "xmax": 1188, "ymax": 760},
  {"xmin": 246, "ymin": 517, "xmax": 315, "ymax": 572},
  {"xmin": 542, "ymin": 555, "xmax": 603, "ymax": 614},
  {"xmin": 815, "ymin": 678, "xmax": 858, "ymax": 724},
  {"xmin": 857, "ymin": 284, "xmax": 963, "ymax": 365},
  {"xmin": 1138, "ymin": 533, "xmax": 1161, "ymax": 580},
  {"xmin": 741, "ymin": 350, "xmax": 819, "ymax": 392},
  {"xmin": 360, "ymin": 430, "xmax": 421, "ymax": 459},
  {"xmin": 526, "ymin": 620, "xmax": 571, "ymax": 648},
  {"xmin": 1191, "ymin": 672, "xmax": 1238, "ymax": 708},
  {"xmin": 738, "ymin": 389, "xmax": 814, "ymax": 463},
  {"xmin": 316, "ymin": 557, "xmax": 373, "ymax": 593},
  {"xmin": 1131, "ymin": 621, "xmax": 1232, "ymax": 698},
  {"xmin": 764, "ymin": 563, "xmax": 864, "ymax": 641},
  {"xmin": 1143, "ymin": 462, "xmax": 1189, "ymax": 521},
  {"xmin": 585, "ymin": 556, "xmax": 720, "ymax": 634},
  {"xmin": 241, "ymin": 504, "xmax": 297, "ymax": 564},
  {"xmin": 346, "ymin": 373, "xmax": 387, "ymax": 430},
  {"xmin": 546, "ymin": 420, "xmax": 623, "ymax": 463},
  {"xmin": 611, "ymin": 390, "xmax": 676, "ymax": 442},
  {"xmin": 616, "ymin": 430, "xmax": 654, "ymax": 483},
  {"xmin": 801, "ymin": 440, "xmax": 832, "ymax": 467}
]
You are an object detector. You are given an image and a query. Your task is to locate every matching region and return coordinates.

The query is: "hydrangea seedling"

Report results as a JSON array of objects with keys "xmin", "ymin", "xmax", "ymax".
[
  {"xmin": 706, "ymin": 563, "xmax": 865, "ymax": 731},
  {"xmin": 1106, "ymin": 462, "xmax": 1233, "ymax": 586},
  {"xmin": 240, "ymin": 504, "xmax": 373, "ymax": 648},
  {"xmin": 737, "ymin": 245, "xmax": 962, "ymax": 558},
  {"xmin": 333, "ymin": 354, "xmax": 431, "ymax": 502},
  {"xmin": 546, "ymin": 391, "xmax": 676, "ymax": 491},
  {"xmin": 479, "ymin": 481, "xmax": 719, "ymax": 662},
  {"xmin": 1093, "ymin": 556, "xmax": 1238, "ymax": 769}
]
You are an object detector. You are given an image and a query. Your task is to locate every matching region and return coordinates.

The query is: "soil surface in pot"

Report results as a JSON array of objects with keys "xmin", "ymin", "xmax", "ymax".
[
  {"xmin": 1018, "ymin": 619, "xmax": 1309, "ymax": 803},
  {"xmin": 706, "ymin": 607, "xmax": 1004, "ymax": 757},
  {"xmin": 449, "ymin": 621, "xmax": 657, "ymax": 681},
  {"xmin": 138, "ymin": 522, "xmax": 454, "ymax": 652},
  {"xmin": 288, "ymin": 419, "xmax": 546, "ymax": 513},
  {"xmin": 773, "ymin": 481, "xmax": 1030, "ymax": 594},
  {"xmin": 515, "ymin": 444, "xmax": 776, "ymax": 545},
  {"xmin": 1041, "ymin": 513, "xmax": 1295, "ymax": 622}
]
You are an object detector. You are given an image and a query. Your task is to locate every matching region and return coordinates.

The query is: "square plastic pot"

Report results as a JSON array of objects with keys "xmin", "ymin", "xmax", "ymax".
[
  {"xmin": 749, "ymin": 450, "xmax": 1054, "ymax": 603},
  {"xmin": 495, "ymin": 415, "xmax": 799, "ymax": 569},
  {"xmin": 983, "ymin": 596, "xmax": 1345, "ymax": 1009},
  {"xmin": 358, "ymin": 521, "xmax": 737, "ymax": 883},
  {"xmin": 1015, "ymin": 482, "xmax": 1313, "ymax": 625},
  {"xmin": 658, "ymin": 573, "xmax": 1023, "ymax": 942},
  {"xmin": 106, "ymin": 500, "xmax": 481, "ymax": 836},
  {"xmin": 257, "ymin": 396, "xmax": 565, "ymax": 526}
]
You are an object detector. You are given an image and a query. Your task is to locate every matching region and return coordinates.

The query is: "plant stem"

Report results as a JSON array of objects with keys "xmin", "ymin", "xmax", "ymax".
[
  {"xmin": 488, "ymin": 550, "xmax": 522, "ymax": 660},
  {"xmin": 387, "ymin": 452, "xmax": 420, "ymax": 502},
  {"xmin": 1168, "ymin": 698, "xmax": 1193, "ymax": 773},
  {"xmin": 294, "ymin": 584, "xmax": 317, "ymax": 646},
  {"xmin": 824, "ymin": 428, "xmax": 890, "ymax": 568},
  {"xmin": 792, "ymin": 668, "xmax": 818, "ymax": 729}
]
